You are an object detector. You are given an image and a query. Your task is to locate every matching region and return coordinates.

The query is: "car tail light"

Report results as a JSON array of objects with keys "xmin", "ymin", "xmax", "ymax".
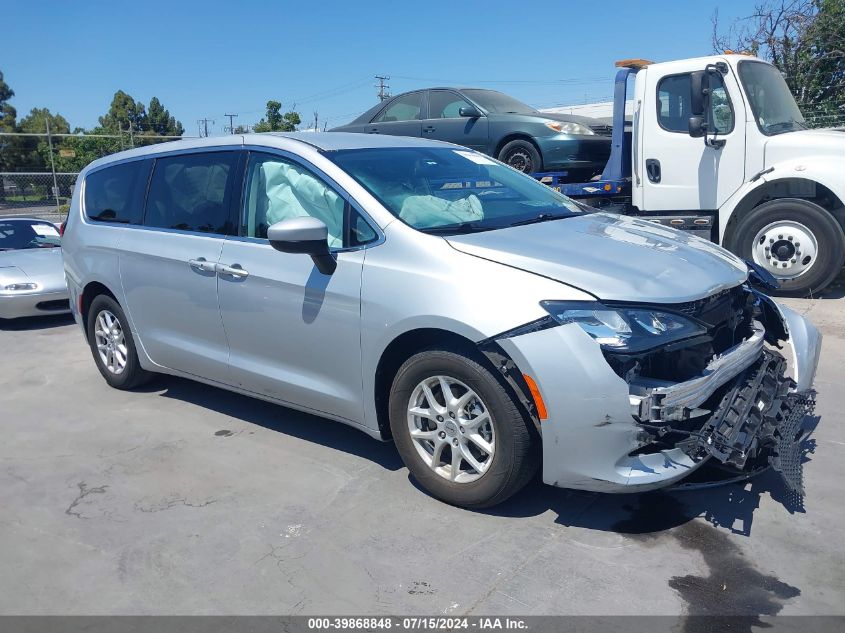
[{"xmin": 59, "ymin": 220, "xmax": 67, "ymax": 236}]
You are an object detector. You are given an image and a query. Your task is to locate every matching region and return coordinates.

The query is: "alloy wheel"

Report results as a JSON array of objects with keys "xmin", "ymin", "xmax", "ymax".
[
  {"xmin": 94, "ymin": 309, "xmax": 127, "ymax": 375},
  {"xmin": 406, "ymin": 375, "xmax": 495, "ymax": 483}
]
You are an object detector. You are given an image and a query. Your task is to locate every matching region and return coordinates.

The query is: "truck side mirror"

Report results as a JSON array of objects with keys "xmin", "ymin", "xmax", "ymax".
[
  {"xmin": 690, "ymin": 70, "xmax": 707, "ymax": 116},
  {"xmin": 688, "ymin": 116, "xmax": 707, "ymax": 138}
]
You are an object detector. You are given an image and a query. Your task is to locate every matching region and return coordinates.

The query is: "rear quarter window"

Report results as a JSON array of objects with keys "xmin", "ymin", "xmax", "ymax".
[{"xmin": 84, "ymin": 160, "xmax": 150, "ymax": 224}]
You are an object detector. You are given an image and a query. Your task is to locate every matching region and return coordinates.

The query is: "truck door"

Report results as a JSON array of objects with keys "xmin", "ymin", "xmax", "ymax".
[{"xmin": 639, "ymin": 61, "xmax": 746, "ymax": 212}]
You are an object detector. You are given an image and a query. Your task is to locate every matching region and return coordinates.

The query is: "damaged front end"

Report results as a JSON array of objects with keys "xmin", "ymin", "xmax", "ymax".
[
  {"xmin": 490, "ymin": 283, "xmax": 820, "ymax": 494},
  {"xmin": 613, "ymin": 287, "xmax": 818, "ymax": 494}
]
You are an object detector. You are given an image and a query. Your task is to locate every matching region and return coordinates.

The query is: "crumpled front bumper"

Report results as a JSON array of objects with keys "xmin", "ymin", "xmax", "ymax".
[{"xmin": 495, "ymin": 298, "xmax": 821, "ymax": 493}]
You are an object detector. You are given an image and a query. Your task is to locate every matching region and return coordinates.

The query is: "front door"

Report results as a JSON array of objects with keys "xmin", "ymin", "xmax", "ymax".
[
  {"xmin": 639, "ymin": 60, "xmax": 746, "ymax": 211},
  {"xmin": 217, "ymin": 151, "xmax": 377, "ymax": 423},
  {"xmin": 119, "ymin": 150, "xmax": 240, "ymax": 383},
  {"xmin": 422, "ymin": 90, "xmax": 489, "ymax": 152},
  {"xmin": 367, "ymin": 91, "xmax": 423, "ymax": 138}
]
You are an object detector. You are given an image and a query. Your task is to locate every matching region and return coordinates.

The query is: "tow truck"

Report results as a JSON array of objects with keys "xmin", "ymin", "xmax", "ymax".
[{"xmin": 534, "ymin": 54, "xmax": 845, "ymax": 296}]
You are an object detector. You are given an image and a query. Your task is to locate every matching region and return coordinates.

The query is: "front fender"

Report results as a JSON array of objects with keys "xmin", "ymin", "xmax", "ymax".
[{"xmin": 719, "ymin": 157, "xmax": 845, "ymax": 242}]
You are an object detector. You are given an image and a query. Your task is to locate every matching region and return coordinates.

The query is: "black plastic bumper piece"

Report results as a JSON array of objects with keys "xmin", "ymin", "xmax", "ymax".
[{"xmin": 695, "ymin": 350, "xmax": 815, "ymax": 495}]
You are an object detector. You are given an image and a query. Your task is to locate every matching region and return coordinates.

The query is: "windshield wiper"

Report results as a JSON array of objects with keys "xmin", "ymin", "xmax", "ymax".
[
  {"xmin": 506, "ymin": 212, "xmax": 572, "ymax": 228},
  {"xmin": 766, "ymin": 119, "xmax": 807, "ymax": 133},
  {"xmin": 418, "ymin": 222, "xmax": 492, "ymax": 235}
]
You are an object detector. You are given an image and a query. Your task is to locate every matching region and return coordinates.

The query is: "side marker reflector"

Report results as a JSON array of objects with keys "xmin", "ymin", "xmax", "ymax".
[{"xmin": 522, "ymin": 374, "xmax": 548, "ymax": 420}]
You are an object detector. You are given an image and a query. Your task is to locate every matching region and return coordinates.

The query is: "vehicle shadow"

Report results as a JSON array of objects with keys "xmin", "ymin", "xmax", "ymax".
[
  {"xmin": 479, "ymin": 429, "xmax": 818, "ymax": 537},
  {"xmin": 0, "ymin": 313, "xmax": 75, "ymax": 331},
  {"xmin": 153, "ymin": 375, "xmax": 404, "ymax": 472}
]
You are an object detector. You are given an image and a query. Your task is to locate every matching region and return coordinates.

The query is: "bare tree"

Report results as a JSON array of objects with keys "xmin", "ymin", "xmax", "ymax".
[{"xmin": 712, "ymin": 0, "xmax": 845, "ymax": 123}]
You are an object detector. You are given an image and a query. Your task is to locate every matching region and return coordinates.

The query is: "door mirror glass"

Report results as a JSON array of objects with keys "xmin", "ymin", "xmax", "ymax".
[
  {"xmin": 267, "ymin": 217, "xmax": 337, "ymax": 275},
  {"xmin": 688, "ymin": 115, "xmax": 706, "ymax": 137},
  {"xmin": 458, "ymin": 105, "xmax": 482, "ymax": 118}
]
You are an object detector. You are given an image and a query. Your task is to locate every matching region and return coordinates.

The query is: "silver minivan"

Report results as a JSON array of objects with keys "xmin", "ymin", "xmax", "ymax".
[{"xmin": 63, "ymin": 133, "xmax": 821, "ymax": 507}]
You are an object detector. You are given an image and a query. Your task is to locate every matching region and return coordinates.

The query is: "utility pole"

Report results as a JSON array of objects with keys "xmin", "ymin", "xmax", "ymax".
[
  {"xmin": 45, "ymin": 118, "xmax": 60, "ymax": 213},
  {"xmin": 197, "ymin": 118, "xmax": 214, "ymax": 137},
  {"xmin": 313, "ymin": 110, "xmax": 319, "ymax": 131},
  {"xmin": 128, "ymin": 120, "xmax": 135, "ymax": 147},
  {"xmin": 375, "ymin": 75, "xmax": 391, "ymax": 101},
  {"xmin": 224, "ymin": 113, "xmax": 238, "ymax": 134}
]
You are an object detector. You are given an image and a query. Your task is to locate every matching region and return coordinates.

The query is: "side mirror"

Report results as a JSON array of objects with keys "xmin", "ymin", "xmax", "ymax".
[
  {"xmin": 688, "ymin": 116, "xmax": 707, "ymax": 138},
  {"xmin": 459, "ymin": 106, "xmax": 482, "ymax": 118},
  {"xmin": 689, "ymin": 70, "xmax": 707, "ymax": 116},
  {"xmin": 267, "ymin": 217, "xmax": 337, "ymax": 275}
]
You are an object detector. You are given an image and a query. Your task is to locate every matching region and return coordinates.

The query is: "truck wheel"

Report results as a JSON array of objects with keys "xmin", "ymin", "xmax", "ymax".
[
  {"xmin": 498, "ymin": 140, "xmax": 542, "ymax": 174},
  {"xmin": 731, "ymin": 198, "xmax": 845, "ymax": 296},
  {"xmin": 388, "ymin": 348, "xmax": 539, "ymax": 508}
]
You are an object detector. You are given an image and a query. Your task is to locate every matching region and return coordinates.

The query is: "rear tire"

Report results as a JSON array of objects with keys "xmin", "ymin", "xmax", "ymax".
[
  {"xmin": 389, "ymin": 347, "xmax": 538, "ymax": 508},
  {"xmin": 86, "ymin": 295, "xmax": 153, "ymax": 390},
  {"xmin": 730, "ymin": 198, "xmax": 845, "ymax": 296},
  {"xmin": 498, "ymin": 140, "xmax": 543, "ymax": 174}
]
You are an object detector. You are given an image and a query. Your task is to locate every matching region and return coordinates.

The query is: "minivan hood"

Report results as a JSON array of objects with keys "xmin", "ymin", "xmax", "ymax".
[
  {"xmin": 445, "ymin": 213, "xmax": 748, "ymax": 303},
  {"xmin": 765, "ymin": 128, "xmax": 845, "ymax": 167}
]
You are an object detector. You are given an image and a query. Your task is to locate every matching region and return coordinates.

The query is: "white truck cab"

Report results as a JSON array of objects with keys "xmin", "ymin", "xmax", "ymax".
[{"xmin": 565, "ymin": 54, "xmax": 845, "ymax": 295}]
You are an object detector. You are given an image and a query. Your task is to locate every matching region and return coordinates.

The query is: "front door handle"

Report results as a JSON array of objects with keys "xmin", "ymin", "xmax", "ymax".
[
  {"xmin": 216, "ymin": 263, "xmax": 249, "ymax": 278},
  {"xmin": 369, "ymin": 127, "xmax": 379, "ymax": 134},
  {"xmin": 188, "ymin": 257, "xmax": 216, "ymax": 272},
  {"xmin": 646, "ymin": 158, "xmax": 661, "ymax": 183},
  {"xmin": 423, "ymin": 125, "xmax": 435, "ymax": 133}
]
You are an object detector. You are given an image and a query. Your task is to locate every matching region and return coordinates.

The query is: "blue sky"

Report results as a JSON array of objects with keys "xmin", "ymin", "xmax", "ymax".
[{"xmin": 3, "ymin": 0, "xmax": 758, "ymax": 135}]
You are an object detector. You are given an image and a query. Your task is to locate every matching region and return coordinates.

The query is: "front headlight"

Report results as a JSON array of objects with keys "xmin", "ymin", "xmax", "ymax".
[
  {"xmin": 544, "ymin": 121, "xmax": 595, "ymax": 135},
  {"xmin": 540, "ymin": 301, "xmax": 706, "ymax": 353},
  {"xmin": 4, "ymin": 282, "xmax": 39, "ymax": 291}
]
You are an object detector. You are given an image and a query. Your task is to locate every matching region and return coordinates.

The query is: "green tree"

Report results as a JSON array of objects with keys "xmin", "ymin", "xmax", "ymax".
[
  {"xmin": 0, "ymin": 70, "xmax": 17, "ymax": 181},
  {"xmin": 253, "ymin": 100, "xmax": 301, "ymax": 132},
  {"xmin": 16, "ymin": 108, "xmax": 71, "ymax": 171},
  {"xmin": 713, "ymin": 0, "xmax": 845, "ymax": 127},
  {"xmin": 97, "ymin": 90, "xmax": 147, "ymax": 134},
  {"xmin": 146, "ymin": 96, "xmax": 184, "ymax": 136}
]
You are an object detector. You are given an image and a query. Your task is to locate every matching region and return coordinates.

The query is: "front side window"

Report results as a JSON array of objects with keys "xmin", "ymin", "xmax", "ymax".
[
  {"xmin": 144, "ymin": 152, "xmax": 237, "ymax": 234},
  {"xmin": 428, "ymin": 91, "xmax": 472, "ymax": 119},
  {"xmin": 328, "ymin": 147, "xmax": 587, "ymax": 234},
  {"xmin": 657, "ymin": 73, "xmax": 734, "ymax": 134},
  {"xmin": 739, "ymin": 61, "xmax": 806, "ymax": 135},
  {"xmin": 372, "ymin": 92, "xmax": 422, "ymax": 123},
  {"xmin": 460, "ymin": 89, "xmax": 536, "ymax": 115},
  {"xmin": 0, "ymin": 220, "xmax": 61, "ymax": 251},
  {"xmin": 84, "ymin": 160, "xmax": 149, "ymax": 224},
  {"xmin": 242, "ymin": 153, "xmax": 376, "ymax": 249}
]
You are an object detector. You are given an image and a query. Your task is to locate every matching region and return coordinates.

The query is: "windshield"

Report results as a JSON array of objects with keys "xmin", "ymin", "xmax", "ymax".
[
  {"xmin": 328, "ymin": 147, "xmax": 588, "ymax": 234},
  {"xmin": 738, "ymin": 61, "xmax": 806, "ymax": 135},
  {"xmin": 0, "ymin": 220, "xmax": 61, "ymax": 251},
  {"xmin": 461, "ymin": 90, "xmax": 537, "ymax": 115}
]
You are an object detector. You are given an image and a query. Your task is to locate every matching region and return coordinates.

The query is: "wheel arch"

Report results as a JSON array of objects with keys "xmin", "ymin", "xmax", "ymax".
[
  {"xmin": 80, "ymin": 281, "xmax": 119, "ymax": 340},
  {"xmin": 372, "ymin": 327, "xmax": 538, "ymax": 440},
  {"xmin": 723, "ymin": 177, "xmax": 845, "ymax": 251},
  {"xmin": 493, "ymin": 133, "xmax": 543, "ymax": 162}
]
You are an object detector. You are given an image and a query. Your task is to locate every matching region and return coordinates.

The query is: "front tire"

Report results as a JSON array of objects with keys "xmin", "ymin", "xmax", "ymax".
[
  {"xmin": 730, "ymin": 198, "xmax": 845, "ymax": 296},
  {"xmin": 498, "ymin": 140, "xmax": 543, "ymax": 174},
  {"xmin": 86, "ymin": 295, "xmax": 153, "ymax": 389},
  {"xmin": 389, "ymin": 348, "xmax": 538, "ymax": 508}
]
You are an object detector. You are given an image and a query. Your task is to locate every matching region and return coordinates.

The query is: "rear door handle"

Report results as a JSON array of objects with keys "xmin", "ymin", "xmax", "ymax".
[
  {"xmin": 216, "ymin": 263, "xmax": 249, "ymax": 278},
  {"xmin": 646, "ymin": 158, "xmax": 661, "ymax": 183},
  {"xmin": 188, "ymin": 257, "xmax": 216, "ymax": 272},
  {"xmin": 423, "ymin": 126, "xmax": 435, "ymax": 133},
  {"xmin": 369, "ymin": 127, "xmax": 379, "ymax": 134}
]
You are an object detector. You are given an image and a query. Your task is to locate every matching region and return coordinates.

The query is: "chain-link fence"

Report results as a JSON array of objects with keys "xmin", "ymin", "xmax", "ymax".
[{"xmin": 0, "ymin": 126, "xmax": 188, "ymax": 222}]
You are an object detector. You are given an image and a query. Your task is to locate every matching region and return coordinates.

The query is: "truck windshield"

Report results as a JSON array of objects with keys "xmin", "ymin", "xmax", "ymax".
[
  {"xmin": 328, "ymin": 147, "xmax": 588, "ymax": 234},
  {"xmin": 738, "ymin": 61, "xmax": 807, "ymax": 135},
  {"xmin": 461, "ymin": 90, "xmax": 537, "ymax": 115}
]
